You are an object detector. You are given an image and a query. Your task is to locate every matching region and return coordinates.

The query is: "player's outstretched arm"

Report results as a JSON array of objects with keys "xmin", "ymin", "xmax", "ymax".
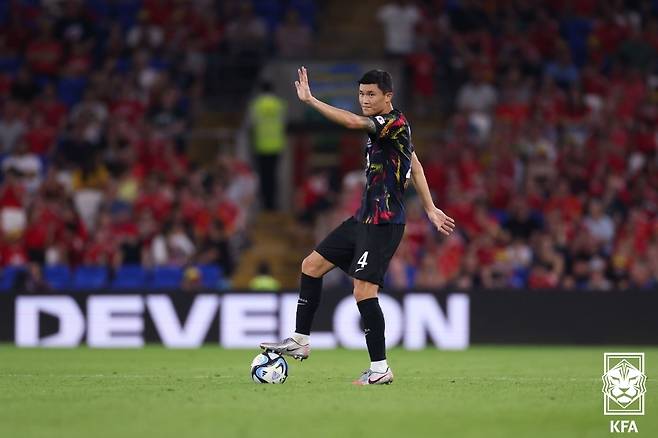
[
  {"xmin": 295, "ymin": 66, "xmax": 376, "ymax": 133},
  {"xmin": 410, "ymin": 152, "xmax": 456, "ymax": 236}
]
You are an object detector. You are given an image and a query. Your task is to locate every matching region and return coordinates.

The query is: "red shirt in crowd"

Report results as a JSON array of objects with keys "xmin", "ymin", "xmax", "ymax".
[
  {"xmin": 135, "ymin": 190, "xmax": 173, "ymax": 223},
  {"xmin": 0, "ymin": 183, "xmax": 24, "ymax": 208},
  {"xmin": 26, "ymin": 39, "xmax": 63, "ymax": 75},
  {"xmin": 24, "ymin": 121, "xmax": 57, "ymax": 154},
  {"xmin": 110, "ymin": 98, "xmax": 146, "ymax": 124},
  {"xmin": 0, "ymin": 240, "xmax": 28, "ymax": 267},
  {"xmin": 34, "ymin": 99, "xmax": 68, "ymax": 127}
]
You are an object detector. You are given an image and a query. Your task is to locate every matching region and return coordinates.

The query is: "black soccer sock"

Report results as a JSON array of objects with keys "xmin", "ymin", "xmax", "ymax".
[
  {"xmin": 294, "ymin": 273, "xmax": 323, "ymax": 336},
  {"xmin": 357, "ymin": 297, "xmax": 386, "ymax": 362}
]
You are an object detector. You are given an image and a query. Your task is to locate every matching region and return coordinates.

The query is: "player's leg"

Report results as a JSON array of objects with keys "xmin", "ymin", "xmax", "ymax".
[
  {"xmin": 259, "ymin": 251, "xmax": 333, "ymax": 360},
  {"xmin": 349, "ymin": 223, "xmax": 404, "ymax": 385},
  {"xmin": 351, "ymin": 278, "xmax": 394, "ymax": 385},
  {"xmin": 294, "ymin": 251, "xmax": 334, "ymax": 341},
  {"xmin": 353, "ymin": 281, "xmax": 385, "ymax": 368},
  {"xmin": 260, "ymin": 218, "xmax": 358, "ymax": 360}
]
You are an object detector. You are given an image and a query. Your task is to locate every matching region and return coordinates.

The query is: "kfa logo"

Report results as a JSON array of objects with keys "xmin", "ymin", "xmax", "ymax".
[
  {"xmin": 602, "ymin": 353, "xmax": 646, "ymax": 415},
  {"xmin": 610, "ymin": 421, "xmax": 638, "ymax": 433},
  {"xmin": 602, "ymin": 352, "xmax": 646, "ymax": 433}
]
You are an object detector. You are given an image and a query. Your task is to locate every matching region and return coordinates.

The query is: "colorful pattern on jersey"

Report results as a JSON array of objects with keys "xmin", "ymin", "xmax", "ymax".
[{"xmin": 355, "ymin": 109, "xmax": 414, "ymax": 224}]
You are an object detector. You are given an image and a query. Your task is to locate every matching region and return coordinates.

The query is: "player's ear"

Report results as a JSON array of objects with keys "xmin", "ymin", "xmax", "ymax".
[{"xmin": 384, "ymin": 91, "xmax": 393, "ymax": 103}]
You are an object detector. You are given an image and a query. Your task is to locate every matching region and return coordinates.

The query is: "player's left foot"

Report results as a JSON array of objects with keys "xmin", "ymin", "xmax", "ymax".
[{"xmin": 352, "ymin": 368, "xmax": 394, "ymax": 386}]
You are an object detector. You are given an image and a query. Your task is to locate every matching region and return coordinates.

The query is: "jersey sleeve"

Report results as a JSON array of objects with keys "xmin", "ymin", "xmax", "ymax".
[{"xmin": 368, "ymin": 113, "xmax": 399, "ymax": 139}]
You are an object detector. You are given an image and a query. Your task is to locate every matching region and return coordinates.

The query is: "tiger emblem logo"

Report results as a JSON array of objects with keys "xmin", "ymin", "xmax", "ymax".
[{"xmin": 602, "ymin": 359, "xmax": 647, "ymax": 408}]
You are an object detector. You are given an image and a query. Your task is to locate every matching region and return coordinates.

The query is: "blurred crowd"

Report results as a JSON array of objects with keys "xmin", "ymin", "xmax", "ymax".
[
  {"xmin": 301, "ymin": 0, "xmax": 658, "ymax": 291},
  {"xmin": 0, "ymin": 0, "xmax": 310, "ymax": 289},
  {"xmin": 3, "ymin": 0, "xmax": 658, "ymax": 292}
]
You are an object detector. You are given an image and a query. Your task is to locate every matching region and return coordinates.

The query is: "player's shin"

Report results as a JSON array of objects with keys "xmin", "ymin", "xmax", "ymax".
[
  {"xmin": 357, "ymin": 297, "xmax": 388, "ymax": 372},
  {"xmin": 293, "ymin": 273, "xmax": 322, "ymax": 344}
]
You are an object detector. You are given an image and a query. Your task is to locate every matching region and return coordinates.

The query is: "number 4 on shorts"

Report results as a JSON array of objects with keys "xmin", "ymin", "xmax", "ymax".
[{"xmin": 356, "ymin": 251, "xmax": 369, "ymax": 271}]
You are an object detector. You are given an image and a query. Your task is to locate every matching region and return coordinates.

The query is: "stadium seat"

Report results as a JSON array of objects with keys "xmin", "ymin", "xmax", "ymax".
[
  {"xmin": 44, "ymin": 265, "xmax": 72, "ymax": 291},
  {"xmin": 72, "ymin": 266, "xmax": 108, "ymax": 290},
  {"xmin": 198, "ymin": 265, "xmax": 223, "ymax": 290},
  {"xmin": 0, "ymin": 266, "xmax": 26, "ymax": 292},
  {"xmin": 57, "ymin": 76, "xmax": 87, "ymax": 108},
  {"xmin": 111, "ymin": 265, "xmax": 148, "ymax": 290},
  {"xmin": 150, "ymin": 266, "xmax": 183, "ymax": 290},
  {"xmin": 0, "ymin": 55, "xmax": 21, "ymax": 75}
]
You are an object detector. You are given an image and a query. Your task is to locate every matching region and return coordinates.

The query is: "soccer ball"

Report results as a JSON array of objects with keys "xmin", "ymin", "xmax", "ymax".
[{"xmin": 250, "ymin": 351, "xmax": 288, "ymax": 384}]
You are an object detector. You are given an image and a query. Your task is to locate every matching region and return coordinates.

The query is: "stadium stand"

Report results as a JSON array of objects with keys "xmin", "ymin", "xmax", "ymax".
[
  {"xmin": 295, "ymin": 0, "xmax": 658, "ymax": 291},
  {"xmin": 1, "ymin": 0, "xmax": 657, "ymax": 292},
  {"xmin": 0, "ymin": 0, "xmax": 270, "ymax": 291}
]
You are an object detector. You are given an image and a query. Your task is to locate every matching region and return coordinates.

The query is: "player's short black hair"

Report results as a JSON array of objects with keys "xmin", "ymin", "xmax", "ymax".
[{"xmin": 358, "ymin": 70, "xmax": 393, "ymax": 94}]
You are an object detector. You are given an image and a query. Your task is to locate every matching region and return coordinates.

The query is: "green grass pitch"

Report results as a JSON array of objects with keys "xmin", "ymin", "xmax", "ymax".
[{"xmin": 1, "ymin": 346, "xmax": 656, "ymax": 438}]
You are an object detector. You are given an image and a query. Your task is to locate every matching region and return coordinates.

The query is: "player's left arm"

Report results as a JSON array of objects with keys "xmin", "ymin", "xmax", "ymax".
[
  {"xmin": 410, "ymin": 151, "xmax": 456, "ymax": 236},
  {"xmin": 295, "ymin": 66, "xmax": 376, "ymax": 133}
]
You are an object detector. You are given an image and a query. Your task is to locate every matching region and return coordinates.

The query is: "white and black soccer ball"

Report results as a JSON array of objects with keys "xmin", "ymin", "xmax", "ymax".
[{"xmin": 250, "ymin": 351, "xmax": 288, "ymax": 384}]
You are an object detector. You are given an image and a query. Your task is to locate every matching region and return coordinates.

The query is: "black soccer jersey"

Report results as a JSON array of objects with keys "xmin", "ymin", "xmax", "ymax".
[{"xmin": 355, "ymin": 109, "xmax": 414, "ymax": 224}]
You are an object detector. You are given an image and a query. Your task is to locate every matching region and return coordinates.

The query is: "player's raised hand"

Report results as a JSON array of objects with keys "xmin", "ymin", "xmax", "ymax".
[
  {"xmin": 294, "ymin": 66, "xmax": 313, "ymax": 103},
  {"xmin": 427, "ymin": 207, "xmax": 456, "ymax": 236}
]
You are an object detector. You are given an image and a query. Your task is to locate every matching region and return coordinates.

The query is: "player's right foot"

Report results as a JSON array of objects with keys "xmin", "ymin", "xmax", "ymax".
[
  {"xmin": 259, "ymin": 338, "xmax": 310, "ymax": 361},
  {"xmin": 352, "ymin": 368, "xmax": 394, "ymax": 386}
]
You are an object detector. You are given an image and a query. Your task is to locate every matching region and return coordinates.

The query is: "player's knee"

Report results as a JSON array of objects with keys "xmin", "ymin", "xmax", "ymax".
[
  {"xmin": 301, "ymin": 254, "xmax": 323, "ymax": 277},
  {"xmin": 353, "ymin": 288, "xmax": 373, "ymax": 302},
  {"xmin": 353, "ymin": 279, "xmax": 378, "ymax": 301}
]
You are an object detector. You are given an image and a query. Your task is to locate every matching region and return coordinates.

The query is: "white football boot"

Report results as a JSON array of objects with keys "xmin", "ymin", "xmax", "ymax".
[
  {"xmin": 352, "ymin": 368, "xmax": 394, "ymax": 386},
  {"xmin": 259, "ymin": 338, "xmax": 310, "ymax": 361}
]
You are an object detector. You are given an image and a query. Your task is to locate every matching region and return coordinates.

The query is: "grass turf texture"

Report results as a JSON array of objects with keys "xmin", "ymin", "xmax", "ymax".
[{"xmin": 1, "ymin": 346, "xmax": 656, "ymax": 438}]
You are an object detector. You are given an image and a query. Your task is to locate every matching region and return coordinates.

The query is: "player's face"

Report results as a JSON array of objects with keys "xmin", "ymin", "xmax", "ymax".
[{"xmin": 359, "ymin": 84, "xmax": 392, "ymax": 116}]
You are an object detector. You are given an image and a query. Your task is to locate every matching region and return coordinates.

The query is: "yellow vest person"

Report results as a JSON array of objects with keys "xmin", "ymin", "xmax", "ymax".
[
  {"xmin": 250, "ymin": 82, "xmax": 287, "ymax": 210},
  {"xmin": 249, "ymin": 262, "xmax": 281, "ymax": 291}
]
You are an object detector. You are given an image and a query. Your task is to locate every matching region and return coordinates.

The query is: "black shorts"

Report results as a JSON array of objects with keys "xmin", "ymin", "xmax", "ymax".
[{"xmin": 315, "ymin": 216, "xmax": 405, "ymax": 288}]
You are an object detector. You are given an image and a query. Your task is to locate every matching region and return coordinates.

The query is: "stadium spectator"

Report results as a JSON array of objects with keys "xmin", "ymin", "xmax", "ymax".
[
  {"xmin": 11, "ymin": 263, "xmax": 50, "ymax": 293},
  {"xmin": 25, "ymin": 18, "xmax": 62, "ymax": 78},
  {"xmin": 126, "ymin": 10, "xmax": 165, "ymax": 50},
  {"xmin": 248, "ymin": 261, "xmax": 281, "ymax": 291},
  {"xmin": 10, "ymin": 66, "xmax": 40, "ymax": 103},
  {"xmin": 583, "ymin": 199, "xmax": 615, "ymax": 249},
  {"xmin": 249, "ymin": 81, "xmax": 286, "ymax": 210},
  {"xmin": 377, "ymin": 0, "xmax": 421, "ymax": 56},
  {"xmin": 2, "ymin": 140, "xmax": 42, "ymax": 193},
  {"xmin": 587, "ymin": 257, "xmax": 612, "ymax": 291},
  {"xmin": 276, "ymin": 9, "xmax": 312, "ymax": 58},
  {"xmin": 407, "ymin": 42, "xmax": 437, "ymax": 115},
  {"xmin": 54, "ymin": 0, "xmax": 94, "ymax": 46},
  {"xmin": 181, "ymin": 265, "xmax": 203, "ymax": 292},
  {"xmin": 195, "ymin": 220, "xmax": 234, "ymax": 277},
  {"xmin": 224, "ymin": 2, "xmax": 267, "ymax": 56},
  {"xmin": 0, "ymin": 100, "xmax": 26, "ymax": 153},
  {"xmin": 617, "ymin": 25, "xmax": 656, "ymax": 72},
  {"xmin": 456, "ymin": 66, "xmax": 497, "ymax": 113},
  {"xmin": 503, "ymin": 198, "xmax": 542, "ymax": 241}
]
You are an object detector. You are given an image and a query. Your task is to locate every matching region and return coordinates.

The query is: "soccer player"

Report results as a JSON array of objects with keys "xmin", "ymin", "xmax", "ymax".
[{"xmin": 260, "ymin": 67, "xmax": 456, "ymax": 385}]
